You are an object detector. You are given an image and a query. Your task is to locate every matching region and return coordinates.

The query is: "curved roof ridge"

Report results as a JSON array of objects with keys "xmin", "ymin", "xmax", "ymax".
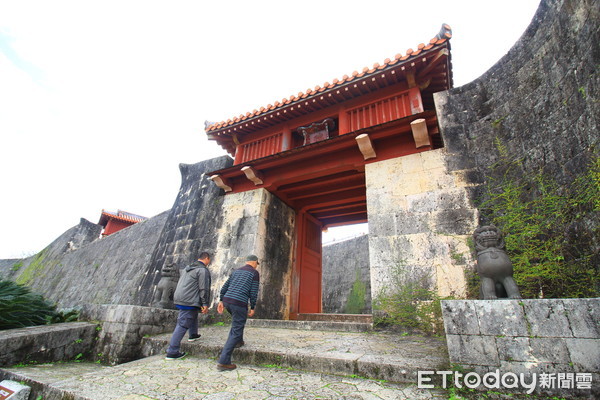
[{"xmin": 206, "ymin": 24, "xmax": 452, "ymax": 132}]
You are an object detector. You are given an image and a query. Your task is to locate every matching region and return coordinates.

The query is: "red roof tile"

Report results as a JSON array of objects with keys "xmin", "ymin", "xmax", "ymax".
[
  {"xmin": 206, "ymin": 24, "xmax": 452, "ymax": 135},
  {"xmin": 98, "ymin": 209, "xmax": 148, "ymax": 226}
]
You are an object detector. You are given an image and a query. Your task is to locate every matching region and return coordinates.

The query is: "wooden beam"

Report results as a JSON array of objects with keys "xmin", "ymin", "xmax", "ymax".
[
  {"xmin": 209, "ymin": 175, "xmax": 232, "ymax": 192},
  {"xmin": 410, "ymin": 118, "xmax": 430, "ymax": 148},
  {"xmin": 417, "ymin": 48, "xmax": 449, "ymax": 79},
  {"xmin": 355, "ymin": 133, "xmax": 376, "ymax": 160},
  {"xmin": 241, "ymin": 166, "xmax": 264, "ymax": 186}
]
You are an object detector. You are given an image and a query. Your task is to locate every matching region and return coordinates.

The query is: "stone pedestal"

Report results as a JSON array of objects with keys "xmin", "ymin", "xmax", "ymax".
[{"xmin": 441, "ymin": 299, "xmax": 600, "ymax": 398}]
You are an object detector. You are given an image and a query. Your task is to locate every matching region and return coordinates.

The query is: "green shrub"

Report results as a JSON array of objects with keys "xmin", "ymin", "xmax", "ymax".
[
  {"xmin": 478, "ymin": 140, "xmax": 599, "ymax": 298},
  {"xmin": 0, "ymin": 280, "xmax": 58, "ymax": 330},
  {"xmin": 373, "ymin": 264, "xmax": 445, "ymax": 335}
]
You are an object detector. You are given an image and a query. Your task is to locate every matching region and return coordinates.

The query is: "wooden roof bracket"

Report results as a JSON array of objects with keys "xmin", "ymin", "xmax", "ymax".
[
  {"xmin": 210, "ymin": 175, "xmax": 233, "ymax": 192},
  {"xmin": 417, "ymin": 48, "xmax": 449, "ymax": 79},
  {"xmin": 241, "ymin": 166, "xmax": 264, "ymax": 185},
  {"xmin": 410, "ymin": 118, "xmax": 431, "ymax": 148},
  {"xmin": 355, "ymin": 133, "xmax": 377, "ymax": 160}
]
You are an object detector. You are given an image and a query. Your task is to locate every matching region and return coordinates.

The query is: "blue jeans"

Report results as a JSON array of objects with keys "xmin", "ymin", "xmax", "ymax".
[
  {"xmin": 167, "ymin": 308, "xmax": 199, "ymax": 356},
  {"xmin": 218, "ymin": 303, "xmax": 247, "ymax": 365}
]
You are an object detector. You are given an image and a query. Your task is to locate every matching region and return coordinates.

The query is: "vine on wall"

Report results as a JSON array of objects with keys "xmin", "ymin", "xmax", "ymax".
[{"xmin": 477, "ymin": 139, "xmax": 599, "ymax": 298}]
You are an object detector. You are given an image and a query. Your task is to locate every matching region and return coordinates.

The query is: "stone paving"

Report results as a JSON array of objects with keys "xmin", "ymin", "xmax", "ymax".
[
  {"xmin": 1, "ymin": 322, "xmax": 452, "ymax": 399},
  {"xmin": 4, "ymin": 356, "xmax": 448, "ymax": 400},
  {"xmin": 142, "ymin": 324, "xmax": 449, "ymax": 384}
]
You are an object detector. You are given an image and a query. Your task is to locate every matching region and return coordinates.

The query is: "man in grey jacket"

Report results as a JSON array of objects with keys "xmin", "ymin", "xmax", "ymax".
[{"xmin": 165, "ymin": 252, "xmax": 212, "ymax": 360}]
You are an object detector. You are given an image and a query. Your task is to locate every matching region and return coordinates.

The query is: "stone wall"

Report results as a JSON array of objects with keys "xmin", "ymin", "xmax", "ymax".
[
  {"xmin": 80, "ymin": 304, "xmax": 184, "ymax": 364},
  {"xmin": 135, "ymin": 156, "xmax": 233, "ymax": 307},
  {"xmin": 1, "ymin": 214, "xmax": 167, "ymax": 309},
  {"xmin": 434, "ymin": 0, "xmax": 599, "ymax": 268},
  {"xmin": 366, "ymin": 150, "xmax": 478, "ymax": 301},
  {"xmin": 322, "ymin": 235, "xmax": 371, "ymax": 313},
  {"xmin": 213, "ymin": 188, "xmax": 295, "ymax": 319},
  {"xmin": 442, "ymin": 299, "xmax": 599, "ymax": 398},
  {"xmin": 0, "ymin": 322, "xmax": 98, "ymax": 367},
  {"xmin": 0, "ymin": 156, "xmax": 233, "ymax": 311}
]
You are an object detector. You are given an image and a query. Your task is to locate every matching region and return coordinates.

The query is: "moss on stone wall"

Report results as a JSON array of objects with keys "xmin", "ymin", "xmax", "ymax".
[
  {"xmin": 16, "ymin": 248, "xmax": 50, "ymax": 286},
  {"xmin": 345, "ymin": 270, "xmax": 367, "ymax": 314}
]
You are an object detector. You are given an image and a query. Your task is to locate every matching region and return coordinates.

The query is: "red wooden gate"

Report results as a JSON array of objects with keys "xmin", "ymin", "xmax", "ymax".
[{"xmin": 297, "ymin": 212, "xmax": 323, "ymax": 314}]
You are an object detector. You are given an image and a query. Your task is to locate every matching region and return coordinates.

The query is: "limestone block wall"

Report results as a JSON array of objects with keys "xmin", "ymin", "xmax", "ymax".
[
  {"xmin": 0, "ymin": 322, "xmax": 98, "ymax": 367},
  {"xmin": 1, "ymin": 214, "xmax": 168, "ymax": 309},
  {"xmin": 80, "ymin": 304, "xmax": 181, "ymax": 365},
  {"xmin": 322, "ymin": 235, "xmax": 371, "ymax": 313},
  {"xmin": 442, "ymin": 299, "xmax": 599, "ymax": 398},
  {"xmin": 213, "ymin": 188, "xmax": 295, "ymax": 319},
  {"xmin": 366, "ymin": 150, "xmax": 478, "ymax": 301},
  {"xmin": 135, "ymin": 156, "xmax": 233, "ymax": 307},
  {"xmin": 434, "ymin": 0, "xmax": 599, "ymax": 266}
]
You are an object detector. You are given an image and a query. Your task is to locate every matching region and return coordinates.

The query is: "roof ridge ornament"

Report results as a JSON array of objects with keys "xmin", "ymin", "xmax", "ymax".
[{"xmin": 435, "ymin": 23, "xmax": 452, "ymax": 41}]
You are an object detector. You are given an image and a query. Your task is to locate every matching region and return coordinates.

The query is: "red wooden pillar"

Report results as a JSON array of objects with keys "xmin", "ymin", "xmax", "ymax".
[{"xmin": 338, "ymin": 107, "xmax": 349, "ymax": 135}]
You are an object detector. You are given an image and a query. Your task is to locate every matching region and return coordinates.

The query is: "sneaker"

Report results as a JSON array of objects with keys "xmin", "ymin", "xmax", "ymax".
[
  {"xmin": 217, "ymin": 363, "xmax": 237, "ymax": 371},
  {"xmin": 165, "ymin": 352, "xmax": 187, "ymax": 360},
  {"xmin": 235, "ymin": 340, "xmax": 245, "ymax": 348},
  {"xmin": 188, "ymin": 334, "xmax": 201, "ymax": 342}
]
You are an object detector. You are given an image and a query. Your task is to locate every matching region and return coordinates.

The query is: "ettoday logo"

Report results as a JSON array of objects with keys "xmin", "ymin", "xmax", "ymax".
[{"xmin": 418, "ymin": 370, "xmax": 593, "ymax": 394}]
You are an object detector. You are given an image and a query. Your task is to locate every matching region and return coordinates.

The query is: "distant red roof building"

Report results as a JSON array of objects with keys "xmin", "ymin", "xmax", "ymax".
[{"xmin": 98, "ymin": 210, "xmax": 147, "ymax": 236}]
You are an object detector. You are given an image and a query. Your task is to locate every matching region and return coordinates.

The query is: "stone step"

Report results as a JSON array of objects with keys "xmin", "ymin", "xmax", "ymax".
[
  {"xmin": 247, "ymin": 318, "xmax": 373, "ymax": 332},
  {"xmin": 141, "ymin": 324, "xmax": 449, "ymax": 384},
  {"xmin": 297, "ymin": 313, "xmax": 373, "ymax": 324}
]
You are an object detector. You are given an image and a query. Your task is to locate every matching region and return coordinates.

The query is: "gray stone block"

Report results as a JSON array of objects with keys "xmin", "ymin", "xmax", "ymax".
[
  {"xmin": 562, "ymin": 298, "xmax": 600, "ymax": 338},
  {"xmin": 475, "ymin": 300, "xmax": 529, "ymax": 337},
  {"xmin": 445, "ymin": 334, "xmax": 499, "ymax": 366},
  {"xmin": 529, "ymin": 337, "xmax": 571, "ymax": 364},
  {"xmin": 496, "ymin": 336, "xmax": 533, "ymax": 362},
  {"xmin": 441, "ymin": 300, "xmax": 481, "ymax": 335},
  {"xmin": 522, "ymin": 300, "xmax": 573, "ymax": 338},
  {"xmin": 565, "ymin": 338, "xmax": 600, "ymax": 372}
]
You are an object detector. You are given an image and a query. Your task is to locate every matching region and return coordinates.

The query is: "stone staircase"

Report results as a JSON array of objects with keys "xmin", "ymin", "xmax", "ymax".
[{"xmin": 141, "ymin": 319, "xmax": 449, "ymax": 384}]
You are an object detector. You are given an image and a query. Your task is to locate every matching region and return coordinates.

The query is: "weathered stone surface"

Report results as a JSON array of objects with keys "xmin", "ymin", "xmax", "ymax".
[
  {"xmin": 441, "ymin": 300, "xmax": 480, "ymax": 335},
  {"xmin": 213, "ymin": 188, "xmax": 295, "ymax": 319},
  {"xmin": 565, "ymin": 338, "xmax": 600, "ymax": 372},
  {"xmin": 435, "ymin": 0, "xmax": 600, "ymax": 272},
  {"xmin": 476, "ymin": 300, "xmax": 529, "ymax": 337},
  {"xmin": 80, "ymin": 304, "xmax": 180, "ymax": 365},
  {"xmin": 322, "ymin": 235, "xmax": 371, "ymax": 314},
  {"xmin": 135, "ymin": 156, "xmax": 233, "ymax": 308},
  {"xmin": 442, "ymin": 298, "xmax": 600, "ymax": 398},
  {"xmin": 562, "ymin": 298, "xmax": 600, "ymax": 338},
  {"xmin": 1, "ymin": 212, "xmax": 168, "ymax": 309},
  {"xmin": 0, "ymin": 322, "xmax": 97, "ymax": 367},
  {"xmin": 523, "ymin": 300, "xmax": 573, "ymax": 338},
  {"xmin": 445, "ymin": 334, "xmax": 500, "ymax": 366},
  {"xmin": 366, "ymin": 152, "xmax": 477, "ymax": 300}
]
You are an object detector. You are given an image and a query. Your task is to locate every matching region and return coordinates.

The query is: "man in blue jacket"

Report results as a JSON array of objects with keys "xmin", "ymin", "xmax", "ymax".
[
  {"xmin": 165, "ymin": 252, "xmax": 212, "ymax": 360},
  {"xmin": 216, "ymin": 254, "xmax": 260, "ymax": 371}
]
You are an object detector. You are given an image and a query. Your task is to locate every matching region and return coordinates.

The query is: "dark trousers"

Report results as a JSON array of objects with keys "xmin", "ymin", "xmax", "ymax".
[
  {"xmin": 167, "ymin": 308, "xmax": 199, "ymax": 356},
  {"xmin": 218, "ymin": 303, "xmax": 247, "ymax": 364}
]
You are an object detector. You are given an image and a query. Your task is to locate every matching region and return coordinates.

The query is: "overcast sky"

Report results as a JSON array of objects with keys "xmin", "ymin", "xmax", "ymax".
[{"xmin": 0, "ymin": 0, "xmax": 541, "ymax": 259}]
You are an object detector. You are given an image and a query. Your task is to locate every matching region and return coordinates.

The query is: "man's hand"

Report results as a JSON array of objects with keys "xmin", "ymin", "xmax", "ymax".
[
  {"xmin": 217, "ymin": 301, "xmax": 224, "ymax": 314},
  {"xmin": 201, "ymin": 306, "xmax": 209, "ymax": 314},
  {"xmin": 248, "ymin": 309, "xmax": 255, "ymax": 317}
]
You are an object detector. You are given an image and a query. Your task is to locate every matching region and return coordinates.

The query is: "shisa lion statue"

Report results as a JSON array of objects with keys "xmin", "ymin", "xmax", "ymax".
[
  {"xmin": 473, "ymin": 225, "xmax": 522, "ymax": 300},
  {"xmin": 152, "ymin": 263, "xmax": 179, "ymax": 309}
]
